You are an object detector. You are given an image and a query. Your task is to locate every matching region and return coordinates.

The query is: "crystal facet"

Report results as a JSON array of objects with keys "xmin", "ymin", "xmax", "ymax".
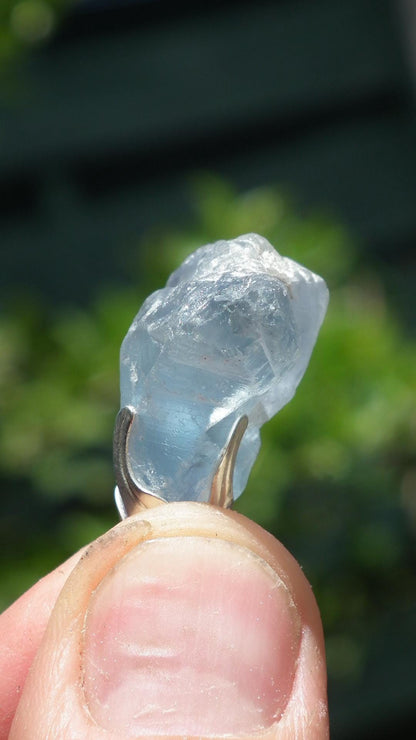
[{"xmin": 120, "ymin": 233, "xmax": 329, "ymax": 503}]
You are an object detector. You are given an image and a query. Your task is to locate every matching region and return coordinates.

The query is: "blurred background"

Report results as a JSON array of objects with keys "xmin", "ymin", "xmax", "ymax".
[{"xmin": 1, "ymin": 0, "xmax": 416, "ymax": 737}]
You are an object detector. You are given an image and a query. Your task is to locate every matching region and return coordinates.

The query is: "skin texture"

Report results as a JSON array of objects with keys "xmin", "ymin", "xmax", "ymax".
[{"xmin": 1, "ymin": 502, "xmax": 329, "ymax": 739}]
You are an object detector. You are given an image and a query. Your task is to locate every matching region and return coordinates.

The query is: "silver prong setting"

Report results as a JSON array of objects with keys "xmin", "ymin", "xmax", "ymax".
[
  {"xmin": 209, "ymin": 415, "xmax": 248, "ymax": 508},
  {"xmin": 113, "ymin": 407, "xmax": 249, "ymax": 515},
  {"xmin": 113, "ymin": 405, "xmax": 166, "ymax": 517}
]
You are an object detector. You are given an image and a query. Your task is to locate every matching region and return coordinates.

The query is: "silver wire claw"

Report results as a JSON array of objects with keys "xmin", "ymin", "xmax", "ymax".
[
  {"xmin": 113, "ymin": 406, "xmax": 248, "ymax": 518},
  {"xmin": 209, "ymin": 414, "xmax": 248, "ymax": 508}
]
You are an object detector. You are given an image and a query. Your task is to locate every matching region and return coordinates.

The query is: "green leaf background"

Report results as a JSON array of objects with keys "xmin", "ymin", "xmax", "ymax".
[{"xmin": 1, "ymin": 178, "xmax": 415, "ymax": 700}]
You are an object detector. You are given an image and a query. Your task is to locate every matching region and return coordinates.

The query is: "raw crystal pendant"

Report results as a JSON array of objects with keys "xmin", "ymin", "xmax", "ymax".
[{"xmin": 115, "ymin": 233, "xmax": 328, "ymax": 514}]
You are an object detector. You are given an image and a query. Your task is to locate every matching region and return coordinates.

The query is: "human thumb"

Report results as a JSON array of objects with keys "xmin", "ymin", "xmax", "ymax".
[{"xmin": 10, "ymin": 502, "xmax": 328, "ymax": 739}]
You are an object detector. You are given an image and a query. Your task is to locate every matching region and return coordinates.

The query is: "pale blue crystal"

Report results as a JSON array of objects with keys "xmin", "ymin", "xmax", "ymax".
[{"xmin": 120, "ymin": 233, "xmax": 329, "ymax": 503}]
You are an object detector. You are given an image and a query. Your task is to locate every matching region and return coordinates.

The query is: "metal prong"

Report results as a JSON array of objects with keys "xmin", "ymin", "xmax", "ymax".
[
  {"xmin": 210, "ymin": 415, "xmax": 248, "ymax": 508},
  {"xmin": 114, "ymin": 484, "xmax": 128, "ymax": 519},
  {"xmin": 113, "ymin": 406, "xmax": 165, "ymax": 518},
  {"xmin": 114, "ymin": 406, "xmax": 248, "ymax": 517}
]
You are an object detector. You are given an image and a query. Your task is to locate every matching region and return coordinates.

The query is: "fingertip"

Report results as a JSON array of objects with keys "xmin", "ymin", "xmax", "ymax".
[{"xmin": 10, "ymin": 503, "xmax": 328, "ymax": 739}]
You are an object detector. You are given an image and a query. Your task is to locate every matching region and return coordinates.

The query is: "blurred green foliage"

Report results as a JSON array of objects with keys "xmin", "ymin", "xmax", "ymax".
[
  {"xmin": 0, "ymin": 0, "xmax": 69, "ymax": 79},
  {"xmin": 1, "ymin": 177, "xmax": 415, "ymax": 692}
]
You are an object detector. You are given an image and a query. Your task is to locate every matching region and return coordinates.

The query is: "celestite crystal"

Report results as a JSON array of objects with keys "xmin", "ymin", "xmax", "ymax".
[{"xmin": 120, "ymin": 233, "xmax": 329, "ymax": 503}]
